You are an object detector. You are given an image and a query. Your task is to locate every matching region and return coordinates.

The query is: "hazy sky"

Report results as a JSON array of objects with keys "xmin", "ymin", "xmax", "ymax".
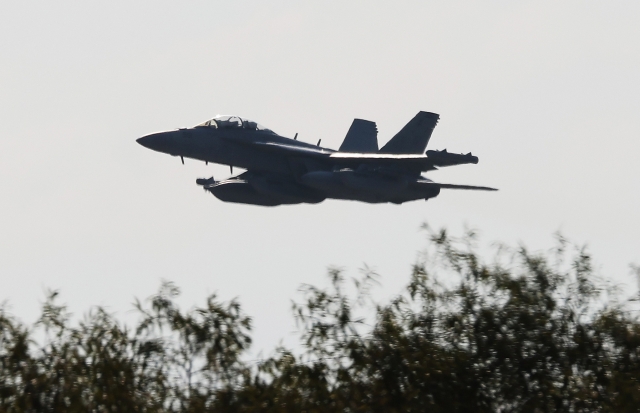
[{"xmin": 2, "ymin": 1, "xmax": 639, "ymax": 355}]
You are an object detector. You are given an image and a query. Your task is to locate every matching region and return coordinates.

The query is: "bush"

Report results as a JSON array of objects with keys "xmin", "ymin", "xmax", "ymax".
[{"xmin": 1, "ymin": 227, "xmax": 639, "ymax": 412}]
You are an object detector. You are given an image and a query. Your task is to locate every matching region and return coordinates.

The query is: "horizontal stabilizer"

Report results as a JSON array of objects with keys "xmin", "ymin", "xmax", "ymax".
[
  {"xmin": 436, "ymin": 183, "xmax": 497, "ymax": 191},
  {"xmin": 417, "ymin": 180, "xmax": 497, "ymax": 191},
  {"xmin": 380, "ymin": 111, "xmax": 439, "ymax": 154},
  {"xmin": 339, "ymin": 119, "xmax": 379, "ymax": 153}
]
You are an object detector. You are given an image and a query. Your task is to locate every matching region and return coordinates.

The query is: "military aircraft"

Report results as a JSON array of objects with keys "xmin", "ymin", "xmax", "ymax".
[{"xmin": 136, "ymin": 112, "xmax": 496, "ymax": 206}]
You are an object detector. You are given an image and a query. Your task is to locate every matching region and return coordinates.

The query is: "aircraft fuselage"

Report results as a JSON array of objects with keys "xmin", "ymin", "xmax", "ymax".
[
  {"xmin": 139, "ymin": 127, "xmax": 315, "ymax": 175},
  {"xmin": 136, "ymin": 114, "xmax": 495, "ymax": 206}
]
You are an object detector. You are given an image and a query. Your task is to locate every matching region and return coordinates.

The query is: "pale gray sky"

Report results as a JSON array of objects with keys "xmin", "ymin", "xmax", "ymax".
[{"xmin": 1, "ymin": 1, "xmax": 639, "ymax": 354}]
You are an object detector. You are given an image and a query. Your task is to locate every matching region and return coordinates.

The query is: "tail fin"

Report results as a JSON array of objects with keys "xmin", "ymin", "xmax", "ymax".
[
  {"xmin": 339, "ymin": 119, "xmax": 379, "ymax": 153},
  {"xmin": 379, "ymin": 111, "xmax": 439, "ymax": 154}
]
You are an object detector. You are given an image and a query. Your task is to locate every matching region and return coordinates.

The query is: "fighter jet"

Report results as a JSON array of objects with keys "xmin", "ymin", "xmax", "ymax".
[{"xmin": 137, "ymin": 112, "xmax": 496, "ymax": 206}]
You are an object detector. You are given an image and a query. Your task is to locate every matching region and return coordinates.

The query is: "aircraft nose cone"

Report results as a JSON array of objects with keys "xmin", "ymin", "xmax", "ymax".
[
  {"xmin": 136, "ymin": 131, "xmax": 182, "ymax": 154},
  {"xmin": 136, "ymin": 135, "xmax": 154, "ymax": 149}
]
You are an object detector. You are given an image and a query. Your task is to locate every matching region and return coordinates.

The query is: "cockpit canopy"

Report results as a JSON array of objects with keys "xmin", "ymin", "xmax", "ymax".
[{"xmin": 197, "ymin": 115, "xmax": 275, "ymax": 133}]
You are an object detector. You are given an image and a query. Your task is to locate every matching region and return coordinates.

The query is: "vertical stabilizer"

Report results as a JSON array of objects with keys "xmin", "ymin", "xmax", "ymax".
[
  {"xmin": 339, "ymin": 119, "xmax": 379, "ymax": 153},
  {"xmin": 379, "ymin": 111, "xmax": 439, "ymax": 154}
]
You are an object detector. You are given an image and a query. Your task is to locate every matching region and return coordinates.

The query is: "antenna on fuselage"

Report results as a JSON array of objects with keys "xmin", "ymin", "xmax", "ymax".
[
  {"xmin": 230, "ymin": 165, "xmax": 233, "ymax": 174},
  {"xmin": 181, "ymin": 156, "xmax": 184, "ymax": 165},
  {"xmin": 294, "ymin": 133, "xmax": 298, "ymax": 140},
  {"xmin": 317, "ymin": 139, "xmax": 321, "ymax": 146}
]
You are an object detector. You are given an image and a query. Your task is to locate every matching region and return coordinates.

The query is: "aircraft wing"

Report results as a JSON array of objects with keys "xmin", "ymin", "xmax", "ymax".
[
  {"xmin": 329, "ymin": 153, "xmax": 438, "ymax": 171},
  {"xmin": 329, "ymin": 151, "xmax": 479, "ymax": 170},
  {"xmin": 253, "ymin": 142, "xmax": 335, "ymax": 157},
  {"xmin": 253, "ymin": 142, "xmax": 479, "ymax": 172},
  {"xmin": 254, "ymin": 143, "xmax": 436, "ymax": 170}
]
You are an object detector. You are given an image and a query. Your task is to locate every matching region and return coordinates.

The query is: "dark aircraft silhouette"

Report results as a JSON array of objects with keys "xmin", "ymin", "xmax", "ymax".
[{"xmin": 137, "ymin": 112, "xmax": 496, "ymax": 206}]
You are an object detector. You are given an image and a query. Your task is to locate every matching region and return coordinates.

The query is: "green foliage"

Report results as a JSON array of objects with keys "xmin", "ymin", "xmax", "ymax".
[
  {"xmin": 1, "ymin": 228, "xmax": 639, "ymax": 412},
  {"xmin": 0, "ymin": 282, "xmax": 251, "ymax": 412}
]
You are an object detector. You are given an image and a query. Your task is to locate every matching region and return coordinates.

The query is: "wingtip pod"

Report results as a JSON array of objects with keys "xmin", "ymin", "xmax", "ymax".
[
  {"xmin": 196, "ymin": 177, "xmax": 216, "ymax": 187},
  {"xmin": 426, "ymin": 150, "xmax": 478, "ymax": 166}
]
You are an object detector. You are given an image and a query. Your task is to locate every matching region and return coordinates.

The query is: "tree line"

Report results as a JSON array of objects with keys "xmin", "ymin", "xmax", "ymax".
[{"xmin": 1, "ymin": 226, "xmax": 639, "ymax": 412}]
